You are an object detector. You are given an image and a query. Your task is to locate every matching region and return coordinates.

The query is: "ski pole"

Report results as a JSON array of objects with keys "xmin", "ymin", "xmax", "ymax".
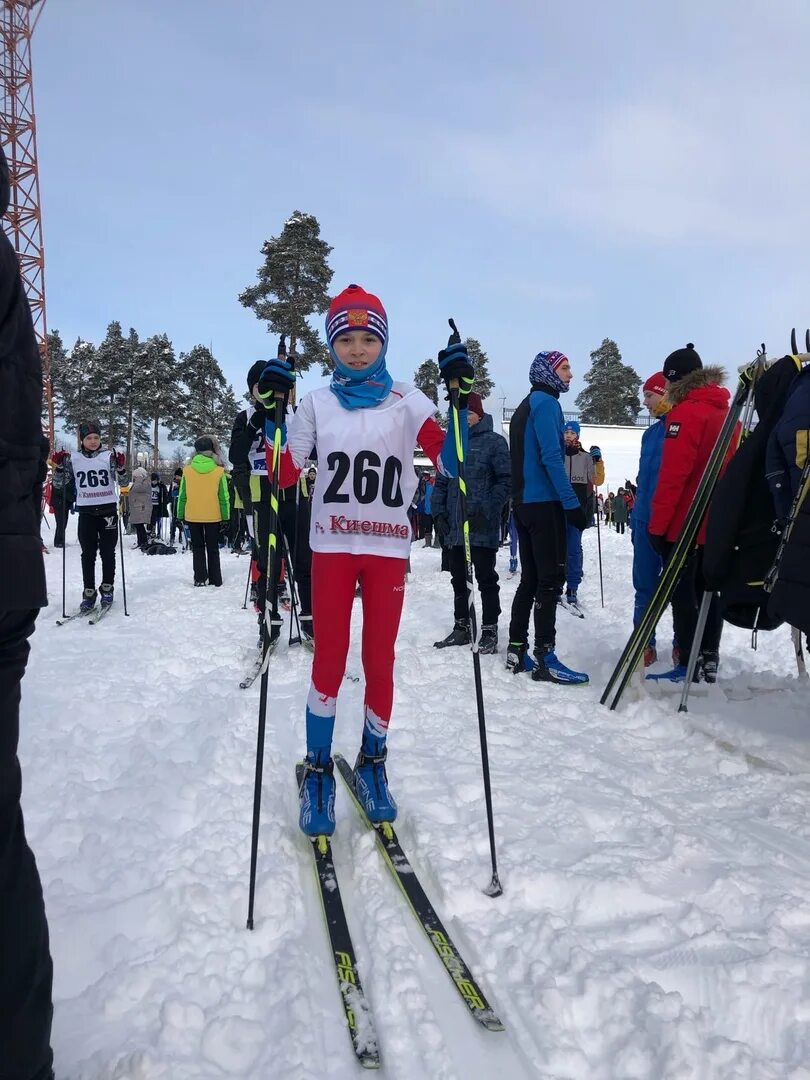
[
  {"xmin": 678, "ymin": 588, "xmax": 712, "ymax": 713},
  {"xmin": 595, "ymin": 485, "xmax": 604, "ymax": 609},
  {"xmin": 247, "ymin": 334, "xmax": 287, "ymax": 931},
  {"xmin": 61, "ymin": 466, "xmax": 67, "ymax": 618},
  {"xmin": 282, "ymin": 525, "xmax": 303, "ymax": 647},
  {"xmin": 242, "ymin": 555, "xmax": 252, "ymax": 610},
  {"xmin": 446, "ymin": 316, "xmax": 502, "ymax": 899},
  {"xmin": 117, "ymin": 499, "xmax": 130, "ymax": 616}
]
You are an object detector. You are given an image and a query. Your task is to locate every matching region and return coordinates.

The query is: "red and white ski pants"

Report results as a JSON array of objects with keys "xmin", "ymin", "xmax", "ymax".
[{"xmin": 310, "ymin": 551, "xmax": 408, "ymax": 730}]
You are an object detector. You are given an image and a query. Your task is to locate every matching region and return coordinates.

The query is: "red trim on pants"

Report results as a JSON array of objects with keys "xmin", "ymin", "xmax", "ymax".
[{"xmin": 311, "ymin": 551, "xmax": 407, "ymax": 729}]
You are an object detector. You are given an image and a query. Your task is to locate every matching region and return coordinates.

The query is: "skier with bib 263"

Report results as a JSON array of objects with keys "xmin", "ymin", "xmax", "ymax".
[
  {"xmin": 505, "ymin": 351, "xmax": 589, "ymax": 684},
  {"xmin": 255, "ymin": 284, "xmax": 474, "ymax": 837},
  {"xmin": 51, "ymin": 420, "xmax": 127, "ymax": 613}
]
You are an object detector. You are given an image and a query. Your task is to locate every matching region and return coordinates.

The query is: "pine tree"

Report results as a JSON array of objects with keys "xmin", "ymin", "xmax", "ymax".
[
  {"xmin": 47, "ymin": 330, "xmax": 68, "ymax": 413},
  {"xmin": 92, "ymin": 321, "xmax": 132, "ymax": 448},
  {"xmin": 239, "ymin": 210, "xmax": 334, "ymax": 376},
  {"xmin": 465, "ymin": 338, "xmax": 495, "ymax": 399},
  {"xmin": 137, "ymin": 333, "xmax": 181, "ymax": 468},
  {"xmin": 174, "ymin": 345, "xmax": 240, "ymax": 450},
  {"xmin": 414, "ymin": 358, "xmax": 440, "ymax": 405},
  {"xmin": 575, "ymin": 339, "xmax": 642, "ymax": 425},
  {"xmin": 56, "ymin": 338, "xmax": 98, "ymax": 438}
]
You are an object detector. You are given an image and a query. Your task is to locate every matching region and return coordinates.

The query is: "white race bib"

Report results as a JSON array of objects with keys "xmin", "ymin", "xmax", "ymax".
[
  {"xmin": 247, "ymin": 406, "xmax": 268, "ymax": 476},
  {"xmin": 71, "ymin": 451, "xmax": 117, "ymax": 508}
]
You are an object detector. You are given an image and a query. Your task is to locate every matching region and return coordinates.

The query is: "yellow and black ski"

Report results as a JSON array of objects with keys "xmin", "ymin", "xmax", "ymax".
[
  {"xmin": 334, "ymin": 753, "xmax": 504, "ymax": 1033},
  {"xmin": 295, "ymin": 765, "xmax": 380, "ymax": 1070}
]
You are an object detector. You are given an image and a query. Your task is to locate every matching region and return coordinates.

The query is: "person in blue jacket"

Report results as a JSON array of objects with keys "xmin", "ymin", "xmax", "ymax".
[
  {"xmin": 432, "ymin": 393, "xmax": 511, "ymax": 653},
  {"xmin": 506, "ymin": 351, "xmax": 589, "ymax": 684},
  {"xmin": 632, "ymin": 373, "xmax": 670, "ymax": 666}
]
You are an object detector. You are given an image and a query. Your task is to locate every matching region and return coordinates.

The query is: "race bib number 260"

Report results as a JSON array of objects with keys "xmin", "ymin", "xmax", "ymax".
[{"xmin": 322, "ymin": 451, "xmax": 403, "ymax": 507}]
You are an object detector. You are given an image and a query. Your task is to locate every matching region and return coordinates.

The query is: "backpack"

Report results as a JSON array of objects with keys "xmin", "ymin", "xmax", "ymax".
[{"xmin": 145, "ymin": 540, "xmax": 176, "ymax": 555}]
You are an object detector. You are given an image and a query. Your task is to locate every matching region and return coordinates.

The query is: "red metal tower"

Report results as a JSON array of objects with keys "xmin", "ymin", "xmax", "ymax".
[{"xmin": 0, "ymin": 0, "xmax": 52, "ymax": 444}]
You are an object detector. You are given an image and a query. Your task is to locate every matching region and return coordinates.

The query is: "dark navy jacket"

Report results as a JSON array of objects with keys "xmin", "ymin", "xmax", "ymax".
[
  {"xmin": 431, "ymin": 413, "xmax": 511, "ymax": 548},
  {"xmin": 766, "ymin": 366, "xmax": 810, "ymax": 519},
  {"xmin": 509, "ymin": 386, "xmax": 579, "ymax": 509},
  {"xmin": 633, "ymin": 418, "xmax": 666, "ymax": 525}
]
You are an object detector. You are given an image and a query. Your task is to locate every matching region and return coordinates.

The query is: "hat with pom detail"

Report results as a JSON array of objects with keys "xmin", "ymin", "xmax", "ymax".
[{"xmin": 662, "ymin": 343, "xmax": 702, "ymax": 383}]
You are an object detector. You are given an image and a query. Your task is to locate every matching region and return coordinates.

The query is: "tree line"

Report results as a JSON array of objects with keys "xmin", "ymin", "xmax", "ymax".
[{"xmin": 49, "ymin": 323, "xmax": 240, "ymax": 467}]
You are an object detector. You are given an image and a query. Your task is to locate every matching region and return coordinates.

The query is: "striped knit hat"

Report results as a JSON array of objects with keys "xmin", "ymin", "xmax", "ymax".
[{"xmin": 326, "ymin": 285, "xmax": 388, "ymax": 349}]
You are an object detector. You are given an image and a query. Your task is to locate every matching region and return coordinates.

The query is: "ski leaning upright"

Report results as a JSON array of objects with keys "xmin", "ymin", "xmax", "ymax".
[
  {"xmin": 295, "ymin": 764, "xmax": 381, "ymax": 1070},
  {"xmin": 334, "ymin": 753, "xmax": 505, "ymax": 1033},
  {"xmin": 601, "ymin": 351, "xmax": 766, "ymax": 712}
]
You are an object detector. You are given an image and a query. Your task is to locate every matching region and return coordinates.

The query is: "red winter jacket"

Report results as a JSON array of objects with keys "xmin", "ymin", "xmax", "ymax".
[{"xmin": 649, "ymin": 366, "xmax": 732, "ymax": 545}]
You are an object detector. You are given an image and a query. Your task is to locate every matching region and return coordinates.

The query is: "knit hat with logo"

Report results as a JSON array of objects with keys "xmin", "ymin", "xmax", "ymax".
[
  {"xmin": 643, "ymin": 372, "xmax": 668, "ymax": 396},
  {"xmin": 326, "ymin": 285, "xmax": 388, "ymax": 349},
  {"xmin": 662, "ymin": 343, "xmax": 702, "ymax": 383}
]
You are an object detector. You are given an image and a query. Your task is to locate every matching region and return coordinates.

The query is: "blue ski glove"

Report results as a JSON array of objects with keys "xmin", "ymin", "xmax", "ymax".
[
  {"xmin": 438, "ymin": 342, "xmax": 474, "ymax": 408},
  {"xmin": 257, "ymin": 354, "xmax": 295, "ymax": 407}
]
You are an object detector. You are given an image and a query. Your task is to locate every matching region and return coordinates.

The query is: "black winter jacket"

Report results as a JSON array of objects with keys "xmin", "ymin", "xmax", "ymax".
[
  {"xmin": 229, "ymin": 406, "xmax": 297, "ymax": 508},
  {"xmin": 0, "ymin": 148, "xmax": 48, "ymax": 610}
]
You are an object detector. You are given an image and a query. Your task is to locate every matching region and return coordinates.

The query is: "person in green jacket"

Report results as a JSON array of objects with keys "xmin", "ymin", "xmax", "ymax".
[{"xmin": 177, "ymin": 436, "xmax": 231, "ymax": 586}]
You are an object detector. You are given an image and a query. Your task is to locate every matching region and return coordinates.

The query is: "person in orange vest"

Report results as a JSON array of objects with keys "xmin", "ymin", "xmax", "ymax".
[{"xmin": 177, "ymin": 436, "xmax": 231, "ymax": 587}]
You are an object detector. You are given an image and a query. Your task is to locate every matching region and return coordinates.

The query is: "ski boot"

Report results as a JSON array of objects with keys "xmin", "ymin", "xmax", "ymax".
[
  {"xmin": 478, "ymin": 625, "xmax": 498, "ymax": 654},
  {"xmin": 531, "ymin": 649, "xmax": 589, "ymax": 685},
  {"xmin": 433, "ymin": 618, "xmax": 471, "ymax": 649},
  {"xmin": 646, "ymin": 664, "xmax": 699, "ymax": 684},
  {"xmin": 79, "ymin": 588, "xmax": 97, "ymax": 614},
  {"xmin": 508, "ymin": 557, "xmax": 518, "ymax": 575},
  {"xmin": 560, "ymin": 592, "xmax": 585, "ymax": 618},
  {"xmin": 300, "ymin": 615, "xmax": 315, "ymax": 653},
  {"xmin": 700, "ymin": 651, "xmax": 719, "ymax": 684},
  {"xmin": 505, "ymin": 641, "xmax": 535, "ymax": 674},
  {"xmin": 643, "ymin": 644, "xmax": 658, "ymax": 667},
  {"xmin": 354, "ymin": 745, "xmax": 397, "ymax": 824},
  {"xmin": 298, "ymin": 754, "xmax": 336, "ymax": 836},
  {"xmin": 99, "ymin": 583, "xmax": 114, "ymax": 609}
]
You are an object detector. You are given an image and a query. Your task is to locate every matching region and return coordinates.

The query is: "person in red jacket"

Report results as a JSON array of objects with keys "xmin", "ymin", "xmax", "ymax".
[{"xmin": 647, "ymin": 343, "xmax": 730, "ymax": 683}]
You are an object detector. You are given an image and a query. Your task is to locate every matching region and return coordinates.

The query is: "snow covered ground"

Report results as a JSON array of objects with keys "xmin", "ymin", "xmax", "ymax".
[{"xmin": 21, "ymin": 518, "xmax": 810, "ymax": 1078}]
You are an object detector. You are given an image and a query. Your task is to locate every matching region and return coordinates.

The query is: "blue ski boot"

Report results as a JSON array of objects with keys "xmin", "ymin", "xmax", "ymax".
[
  {"xmin": 531, "ymin": 650, "xmax": 589, "ymax": 685},
  {"xmin": 99, "ymin": 583, "xmax": 114, "ymax": 609},
  {"xmin": 79, "ymin": 588, "xmax": 97, "ymax": 614},
  {"xmin": 298, "ymin": 754, "xmax": 336, "ymax": 837},
  {"xmin": 509, "ymin": 557, "xmax": 518, "ymax": 575},
  {"xmin": 505, "ymin": 641, "xmax": 535, "ymax": 674},
  {"xmin": 354, "ymin": 746, "xmax": 397, "ymax": 824},
  {"xmin": 646, "ymin": 664, "xmax": 700, "ymax": 683}
]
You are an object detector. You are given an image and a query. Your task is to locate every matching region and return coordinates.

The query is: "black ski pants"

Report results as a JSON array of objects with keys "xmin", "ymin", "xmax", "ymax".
[
  {"xmin": 78, "ymin": 512, "xmax": 117, "ymax": 590},
  {"xmin": 0, "ymin": 610, "xmax": 54, "ymax": 1080},
  {"xmin": 509, "ymin": 502, "xmax": 567, "ymax": 653},
  {"xmin": 449, "ymin": 545, "xmax": 500, "ymax": 626},
  {"xmin": 253, "ymin": 498, "xmax": 312, "ymax": 619},
  {"xmin": 51, "ymin": 499, "xmax": 70, "ymax": 548},
  {"xmin": 189, "ymin": 522, "xmax": 223, "ymax": 586},
  {"xmin": 665, "ymin": 543, "xmax": 723, "ymax": 662}
]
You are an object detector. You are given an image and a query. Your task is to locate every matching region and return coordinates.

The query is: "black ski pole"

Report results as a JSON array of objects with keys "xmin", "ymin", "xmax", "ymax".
[
  {"xmin": 446, "ymin": 317, "xmax": 502, "ymax": 899},
  {"xmin": 595, "ymin": 484, "xmax": 604, "ymax": 608},
  {"xmin": 282, "ymin": 526, "xmax": 303, "ymax": 647},
  {"xmin": 242, "ymin": 555, "xmax": 252, "ymax": 610},
  {"xmin": 61, "ymin": 464, "xmax": 67, "ymax": 618},
  {"xmin": 117, "ymin": 481, "xmax": 130, "ymax": 616},
  {"xmin": 247, "ymin": 334, "xmax": 287, "ymax": 930}
]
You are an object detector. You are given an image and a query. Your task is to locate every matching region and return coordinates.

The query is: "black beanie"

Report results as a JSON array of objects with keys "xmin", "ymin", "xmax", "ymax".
[
  {"xmin": 78, "ymin": 420, "xmax": 101, "ymax": 441},
  {"xmin": 247, "ymin": 360, "xmax": 266, "ymax": 392},
  {"xmin": 663, "ymin": 343, "xmax": 702, "ymax": 383},
  {"xmin": 194, "ymin": 436, "xmax": 214, "ymax": 453}
]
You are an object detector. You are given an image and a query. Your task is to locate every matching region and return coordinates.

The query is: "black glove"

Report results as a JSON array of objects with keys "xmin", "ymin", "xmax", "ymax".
[
  {"xmin": 437, "ymin": 342, "xmax": 474, "ymax": 407},
  {"xmin": 257, "ymin": 354, "xmax": 296, "ymax": 403},
  {"xmin": 565, "ymin": 505, "xmax": 588, "ymax": 531},
  {"xmin": 248, "ymin": 400, "xmax": 268, "ymax": 431},
  {"xmin": 647, "ymin": 530, "xmax": 669, "ymax": 558},
  {"xmin": 433, "ymin": 512, "xmax": 451, "ymax": 540},
  {"xmin": 467, "ymin": 510, "xmax": 489, "ymax": 532}
]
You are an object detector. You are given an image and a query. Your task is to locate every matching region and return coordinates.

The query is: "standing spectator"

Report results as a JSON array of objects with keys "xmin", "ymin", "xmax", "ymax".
[
  {"xmin": 420, "ymin": 472, "xmax": 436, "ymax": 547},
  {"xmin": 632, "ymin": 373, "xmax": 671, "ymax": 666},
  {"xmin": 177, "ymin": 436, "xmax": 231, "ymax": 587},
  {"xmin": 647, "ymin": 344, "xmax": 731, "ymax": 682},
  {"xmin": 168, "ymin": 467, "xmax": 185, "ymax": 546},
  {"xmin": 613, "ymin": 487, "xmax": 629, "ymax": 534},
  {"xmin": 128, "ymin": 467, "xmax": 152, "ymax": 549},
  {"xmin": 149, "ymin": 471, "xmax": 169, "ymax": 540},
  {"xmin": 588, "ymin": 446, "xmax": 605, "ymax": 525},
  {"xmin": 506, "ymin": 351, "xmax": 589, "ymax": 683},
  {"xmin": 0, "ymin": 143, "xmax": 54, "ymax": 1080},
  {"xmin": 561, "ymin": 420, "xmax": 594, "ymax": 616},
  {"xmin": 433, "ymin": 393, "xmax": 511, "ymax": 653}
]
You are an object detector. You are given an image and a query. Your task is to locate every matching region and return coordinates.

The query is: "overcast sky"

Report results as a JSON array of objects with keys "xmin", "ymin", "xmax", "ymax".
[{"xmin": 33, "ymin": 0, "xmax": 810, "ymax": 415}]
